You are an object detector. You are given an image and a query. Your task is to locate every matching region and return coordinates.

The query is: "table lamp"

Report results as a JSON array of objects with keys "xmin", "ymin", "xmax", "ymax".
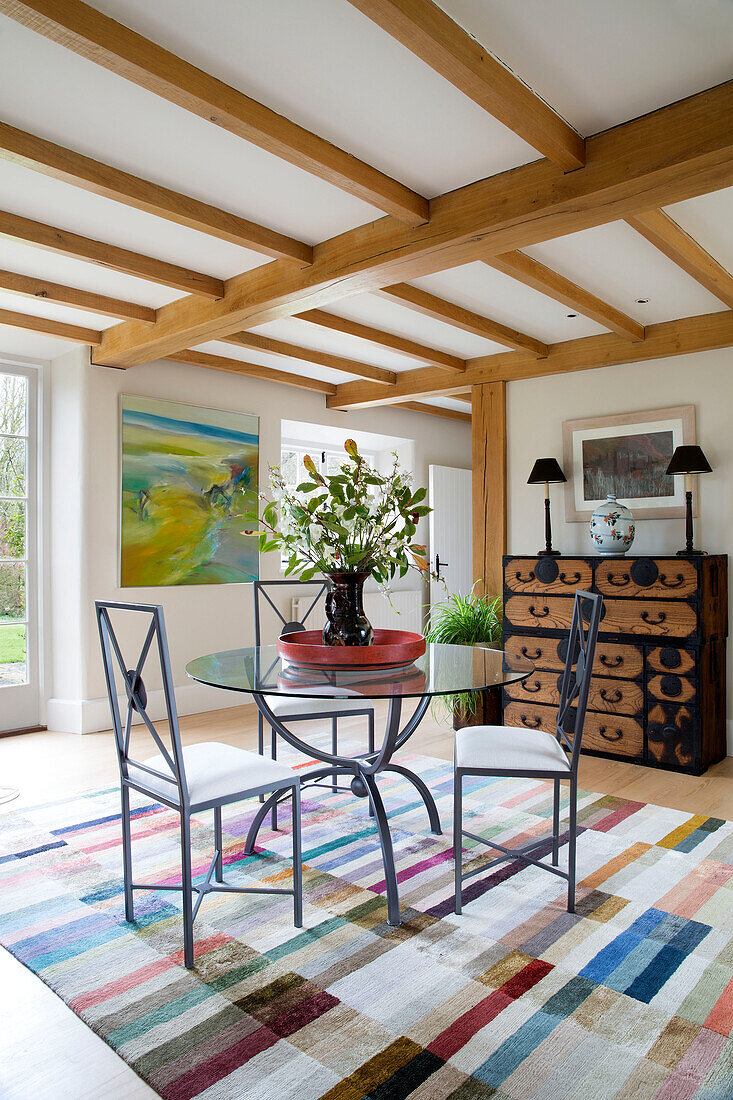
[
  {"xmin": 665, "ymin": 445, "xmax": 712, "ymax": 556},
  {"xmin": 527, "ymin": 458, "xmax": 566, "ymax": 557}
]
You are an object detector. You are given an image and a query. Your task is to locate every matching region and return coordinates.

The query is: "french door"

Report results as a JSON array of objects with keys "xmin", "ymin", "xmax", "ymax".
[
  {"xmin": 0, "ymin": 365, "xmax": 39, "ymax": 731},
  {"xmin": 428, "ymin": 464, "xmax": 473, "ymax": 605}
]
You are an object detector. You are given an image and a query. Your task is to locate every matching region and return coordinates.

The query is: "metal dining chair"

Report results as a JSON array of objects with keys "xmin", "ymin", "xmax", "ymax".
[
  {"xmin": 453, "ymin": 590, "xmax": 604, "ymax": 915},
  {"xmin": 96, "ymin": 600, "xmax": 302, "ymax": 970},
  {"xmin": 254, "ymin": 579, "xmax": 375, "ymax": 826}
]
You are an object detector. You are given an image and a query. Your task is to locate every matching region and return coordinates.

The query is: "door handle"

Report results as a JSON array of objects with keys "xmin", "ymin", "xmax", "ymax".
[{"xmin": 435, "ymin": 553, "xmax": 449, "ymax": 579}]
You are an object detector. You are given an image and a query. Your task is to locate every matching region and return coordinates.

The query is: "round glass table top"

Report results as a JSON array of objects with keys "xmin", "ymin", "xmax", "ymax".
[{"xmin": 186, "ymin": 642, "xmax": 533, "ymax": 700}]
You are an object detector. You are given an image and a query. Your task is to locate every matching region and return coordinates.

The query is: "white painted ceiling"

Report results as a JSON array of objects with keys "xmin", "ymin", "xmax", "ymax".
[{"xmin": 0, "ymin": 0, "xmax": 731, "ymax": 411}]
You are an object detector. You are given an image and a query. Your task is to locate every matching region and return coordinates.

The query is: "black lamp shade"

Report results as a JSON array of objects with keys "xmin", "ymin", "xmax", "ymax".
[
  {"xmin": 665, "ymin": 445, "xmax": 712, "ymax": 476},
  {"xmin": 528, "ymin": 458, "xmax": 566, "ymax": 485}
]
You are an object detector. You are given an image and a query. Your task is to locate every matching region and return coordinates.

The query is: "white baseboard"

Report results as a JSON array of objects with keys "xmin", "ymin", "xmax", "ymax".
[{"xmin": 47, "ymin": 681, "xmax": 253, "ymax": 735}]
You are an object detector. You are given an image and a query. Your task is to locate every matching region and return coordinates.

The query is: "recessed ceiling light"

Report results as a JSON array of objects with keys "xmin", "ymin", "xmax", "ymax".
[
  {"xmin": 566, "ymin": 313, "xmax": 577, "ymax": 318},
  {"xmin": 636, "ymin": 298, "xmax": 650, "ymax": 304}
]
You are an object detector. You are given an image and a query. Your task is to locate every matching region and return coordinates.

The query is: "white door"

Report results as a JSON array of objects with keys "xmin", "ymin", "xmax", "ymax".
[
  {"xmin": 0, "ymin": 365, "xmax": 39, "ymax": 731},
  {"xmin": 429, "ymin": 465, "xmax": 472, "ymax": 604}
]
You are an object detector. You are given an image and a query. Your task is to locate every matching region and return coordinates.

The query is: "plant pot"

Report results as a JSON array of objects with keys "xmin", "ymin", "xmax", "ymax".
[
  {"xmin": 323, "ymin": 571, "xmax": 374, "ymax": 646},
  {"xmin": 452, "ymin": 687, "xmax": 501, "ymax": 730}
]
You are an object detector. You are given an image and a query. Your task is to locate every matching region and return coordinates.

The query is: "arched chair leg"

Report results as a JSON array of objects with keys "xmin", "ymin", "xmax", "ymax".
[
  {"xmin": 363, "ymin": 773, "xmax": 401, "ymax": 928},
  {"xmin": 258, "ymin": 712, "xmax": 265, "ymax": 804},
  {"xmin": 552, "ymin": 778, "xmax": 560, "ymax": 866},
  {"xmin": 382, "ymin": 763, "xmax": 442, "ymax": 834},
  {"xmin": 180, "ymin": 813, "xmax": 195, "ymax": 969},
  {"xmin": 214, "ymin": 805, "xmax": 223, "ymax": 883},
  {"xmin": 454, "ymin": 770, "xmax": 463, "ymax": 915},
  {"xmin": 120, "ymin": 784, "xmax": 134, "ymax": 921},
  {"xmin": 270, "ymin": 724, "xmax": 279, "ymax": 831}
]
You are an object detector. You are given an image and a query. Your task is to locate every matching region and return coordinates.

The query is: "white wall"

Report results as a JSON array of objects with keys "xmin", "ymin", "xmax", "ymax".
[
  {"xmin": 47, "ymin": 349, "xmax": 471, "ymax": 732},
  {"xmin": 506, "ymin": 347, "xmax": 733, "ymax": 744}
]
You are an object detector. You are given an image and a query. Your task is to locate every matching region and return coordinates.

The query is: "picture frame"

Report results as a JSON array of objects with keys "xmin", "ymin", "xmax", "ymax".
[{"xmin": 562, "ymin": 405, "xmax": 696, "ymax": 522}]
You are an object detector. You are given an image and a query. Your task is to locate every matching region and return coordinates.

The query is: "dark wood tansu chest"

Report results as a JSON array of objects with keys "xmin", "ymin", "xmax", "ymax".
[{"xmin": 501, "ymin": 554, "xmax": 728, "ymax": 775}]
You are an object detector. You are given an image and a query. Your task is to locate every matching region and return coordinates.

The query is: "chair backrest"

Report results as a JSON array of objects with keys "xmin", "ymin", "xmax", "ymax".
[
  {"xmin": 555, "ymin": 590, "xmax": 604, "ymax": 773},
  {"xmin": 253, "ymin": 579, "xmax": 330, "ymax": 646},
  {"xmin": 95, "ymin": 600, "xmax": 189, "ymax": 808}
]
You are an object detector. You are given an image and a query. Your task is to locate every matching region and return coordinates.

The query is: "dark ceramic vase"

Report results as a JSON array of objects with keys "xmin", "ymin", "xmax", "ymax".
[{"xmin": 323, "ymin": 571, "xmax": 374, "ymax": 646}]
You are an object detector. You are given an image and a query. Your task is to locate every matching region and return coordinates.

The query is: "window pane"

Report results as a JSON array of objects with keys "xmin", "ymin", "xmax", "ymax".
[
  {"xmin": 280, "ymin": 449, "xmax": 298, "ymax": 487},
  {"xmin": 325, "ymin": 453, "xmax": 343, "ymax": 475},
  {"xmin": 0, "ymin": 501, "xmax": 25, "ymax": 558},
  {"xmin": 0, "ymin": 623, "xmax": 26, "ymax": 686},
  {"xmin": 0, "ymin": 562, "xmax": 25, "ymax": 620},
  {"xmin": 0, "ymin": 436, "xmax": 26, "ymax": 496},
  {"xmin": 0, "ymin": 373, "xmax": 27, "ymax": 436}
]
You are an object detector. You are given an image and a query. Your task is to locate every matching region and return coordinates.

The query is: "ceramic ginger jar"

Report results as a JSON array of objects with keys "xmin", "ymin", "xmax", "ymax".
[{"xmin": 589, "ymin": 495, "xmax": 635, "ymax": 555}]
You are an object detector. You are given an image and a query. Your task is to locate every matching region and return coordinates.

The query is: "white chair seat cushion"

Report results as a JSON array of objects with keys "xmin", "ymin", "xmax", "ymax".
[
  {"xmin": 127, "ymin": 741, "xmax": 296, "ymax": 806},
  {"xmin": 267, "ymin": 692, "xmax": 372, "ymax": 718},
  {"xmin": 455, "ymin": 724, "xmax": 570, "ymax": 773}
]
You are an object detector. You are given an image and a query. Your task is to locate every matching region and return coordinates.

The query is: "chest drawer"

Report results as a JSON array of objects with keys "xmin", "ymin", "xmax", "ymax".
[
  {"xmin": 504, "ymin": 634, "xmax": 643, "ymax": 679},
  {"xmin": 602, "ymin": 599, "xmax": 697, "ymax": 639},
  {"xmin": 504, "ymin": 669, "xmax": 643, "ymax": 715},
  {"xmin": 503, "ymin": 701, "xmax": 643, "ymax": 758},
  {"xmin": 504, "ymin": 595, "xmax": 575, "ymax": 632},
  {"xmin": 647, "ymin": 703, "xmax": 697, "ymax": 769},
  {"xmin": 505, "ymin": 558, "xmax": 592, "ymax": 594},
  {"xmin": 595, "ymin": 559, "xmax": 698, "ymax": 599},
  {"xmin": 647, "ymin": 674, "xmax": 696, "ymax": 704},
  {"xmin": 646, "ymin": 646, "xmax": 696, "ymax": 676}
]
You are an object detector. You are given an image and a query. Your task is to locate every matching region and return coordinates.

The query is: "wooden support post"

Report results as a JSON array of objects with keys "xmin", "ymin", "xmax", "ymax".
[{"xmin": 472, "ymin": 382, "xmax": 506, "ymax": 596}]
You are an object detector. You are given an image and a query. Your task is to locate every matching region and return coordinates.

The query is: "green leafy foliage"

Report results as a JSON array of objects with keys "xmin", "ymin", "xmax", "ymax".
[
  {"xmin": 425, "ymin": 588, "xmax": 503, "ymax": 719},
  {"xmin": 244, "ymin": 440, "xmax": 435, "ymax": 589}
]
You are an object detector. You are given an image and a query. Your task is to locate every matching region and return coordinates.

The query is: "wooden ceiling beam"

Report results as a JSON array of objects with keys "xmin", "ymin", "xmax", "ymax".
[
  {"xmin": 0, "ymin": 307, "xmax": 101, "ymax": 344},
  {"xmin": 485, "ymin": 250, "xmax": 644, "ymax": 340},
  {"xmin": 626, "ymin": 208, "xmax": 733, "ymax": 309},
  {"xmin": 377, "ymin": 284, "xmax": 548, "ymax": 355},
  {"xmin": 0, "ymin": 210, "xmax": 224, "ymax": 298},
  {"xmin": 394, "ymin": 400, "xmax": 471, "ymax": 422},
  {"xmin": 92, "ymin": 81, "xmax": 733, "ymax": 367},
  {"xmin": 168, "ymin": 349, "xmax": 337, "ymax": 394},
  {"xmin": 346, "ymin": 0, "xmax": 584, "ymax": 170},
  {"xmin": 223, "ymin": 330, "xmax": 396, "ymax": 384},
  {"xmin": 295, "ymin": 308, "xmax": 466, "ymax": 371},
  {"xmin": 0, "ymin": 269, "xmax": 155, "ymax": 322},
  {"xmin": 0, "ymin": 121, "xmax": 313, "ymax": 265},
  {"xmin": 326, "ymin": 308, "xmax": 733, "ymax": 408},
  {"xmin": 0, "ymin": 0, "xmax": 428, "ymax": 226}
]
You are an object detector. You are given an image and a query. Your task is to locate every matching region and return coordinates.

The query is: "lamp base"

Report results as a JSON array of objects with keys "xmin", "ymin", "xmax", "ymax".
[
  {"xmin": 676, "ymin": 548, "xmax": 708, "ymax": 557},
  {"xmin": 537, "ymin": 549, "xmax": 561, "ymax": 557}
]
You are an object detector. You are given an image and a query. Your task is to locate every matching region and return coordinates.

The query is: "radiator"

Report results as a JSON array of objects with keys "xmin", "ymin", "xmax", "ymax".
[{"xmin": 291, "ymin": 588, "xmax": 425, "ymax": 634}]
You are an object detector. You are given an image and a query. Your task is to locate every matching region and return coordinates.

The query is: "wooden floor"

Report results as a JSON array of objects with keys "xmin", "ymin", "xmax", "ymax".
[{"xmin": 1, "ymin": 703, "xmax": 732, "ymax": 1099}]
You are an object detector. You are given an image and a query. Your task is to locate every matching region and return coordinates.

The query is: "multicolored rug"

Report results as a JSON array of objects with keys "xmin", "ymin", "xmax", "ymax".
[{"xmin": 2, "ymin": 750, "xmax": 733, "ymax": 1099}]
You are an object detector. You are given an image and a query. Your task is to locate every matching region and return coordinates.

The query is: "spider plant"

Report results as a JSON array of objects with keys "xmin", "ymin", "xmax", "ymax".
[{"xmin": 425, "ymin": 588, "xmax": 503, "ymax": 723}]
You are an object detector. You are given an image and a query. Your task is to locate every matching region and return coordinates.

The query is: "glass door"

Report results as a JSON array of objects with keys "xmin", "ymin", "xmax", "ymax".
[{"xmin": 0, "ymin": 366, "xmax": 39, "ymax": 731}]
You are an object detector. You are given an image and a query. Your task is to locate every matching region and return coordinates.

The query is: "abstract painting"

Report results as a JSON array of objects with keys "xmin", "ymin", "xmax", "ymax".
[
  {"xmin": 120, "ymin": 395, "xmax": 259, "ymax": 586},
  {"xmin": 563, "ymin": 405, "xmax": 695, "ymax": 521}
]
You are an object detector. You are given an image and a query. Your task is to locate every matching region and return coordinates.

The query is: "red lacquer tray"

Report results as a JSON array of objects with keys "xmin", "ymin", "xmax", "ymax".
[{"xmin": 277, "ymin": 629, "xmax": 426, "ymax": 670}]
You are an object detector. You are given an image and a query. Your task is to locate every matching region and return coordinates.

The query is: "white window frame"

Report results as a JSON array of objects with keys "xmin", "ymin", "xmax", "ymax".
[{"xmin": 0, "ymin": 356, "xmax": 46, "ymax": 732}]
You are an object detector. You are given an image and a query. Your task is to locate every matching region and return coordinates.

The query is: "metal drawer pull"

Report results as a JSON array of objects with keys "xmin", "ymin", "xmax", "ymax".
[
  {"xmin": 659, "ymin": 574, "xmax": 685, "ymax": 589},
  {"xmin": 528, "ymin": 605, "xmax": 550, "ymax": 618},
  {"xmin": 514, "ymin": 571, "xmax": 535, "ymax": 582},
  {"xmin": 521, "ymin": 646, "xmax": 542, "ymax": 660},
  {"xmin": 599, "ymin": 726, "xmax": 623, "ymax": 741},
  {"xmin": 641, "ymin": 610, "xmax": 666, "ymax": 624},
  {"xmin": 520, "ymin": 715, "xmax": 542, "ymax": 728},
  {"xmin": 599, "ymin": 688, "xmax": 622, "ymax": 703},
  {"xmin": 522, "ymin": 680, "xmax": 542, "ymax": 693},
  {"xmin": 559, "ymin": 572, "xmax": 581, "ymax": 585},
  {"xmin": 599, "ymin": 654, "xmax": 623, "ymax": 668},
  {"xmin": 606, "ymin": 573, "xmax": 630, "ymax": 587}
]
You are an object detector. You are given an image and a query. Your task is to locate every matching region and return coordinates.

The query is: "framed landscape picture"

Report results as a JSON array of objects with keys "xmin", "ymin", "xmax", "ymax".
[
  {"xmin": 562, "ymin": 405, "xmax": 695, "ymax": 522},
  {"xmin": 120, "ymin": 395, "xmax": 259, "ymax": 586}
]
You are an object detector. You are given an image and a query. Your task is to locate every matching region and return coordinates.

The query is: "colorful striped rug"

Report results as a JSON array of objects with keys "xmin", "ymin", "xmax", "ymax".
[{"xmin": 2, "ymin": 751, "xmax": 733, "ymax": 1099}]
